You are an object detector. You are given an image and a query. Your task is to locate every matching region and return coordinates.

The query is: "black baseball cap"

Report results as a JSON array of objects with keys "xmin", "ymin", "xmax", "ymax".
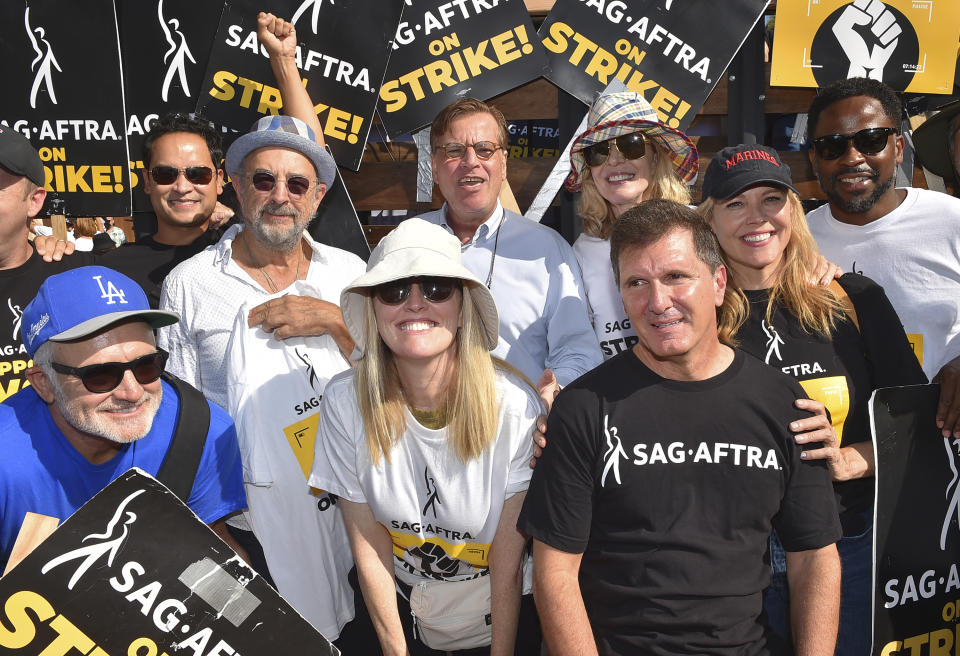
[
  {"xmin": 702, "ymin": 144, "xmax": 799, "ymax": 201},
  {"xmin": 0, "ymin": 125, "xmax": 44, "ymax": 186}
]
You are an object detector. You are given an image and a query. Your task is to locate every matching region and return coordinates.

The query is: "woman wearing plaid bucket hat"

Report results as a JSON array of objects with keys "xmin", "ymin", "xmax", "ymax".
[
  {"xmin": 309, "ymin": 218, "xmax": 543, "ymax": 656},
  {"xmin": 698, "ymin": 143, "xmax": 926, "ymax": 655},
  {"xmin": 566, "ymin": 91, "xmax": 699, "ymax": 358}
]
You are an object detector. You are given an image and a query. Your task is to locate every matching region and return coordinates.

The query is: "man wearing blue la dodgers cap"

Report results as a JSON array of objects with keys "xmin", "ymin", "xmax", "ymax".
[{"xmin": 0, "ymin": 265, "xmax": 248, "ymax": 573}]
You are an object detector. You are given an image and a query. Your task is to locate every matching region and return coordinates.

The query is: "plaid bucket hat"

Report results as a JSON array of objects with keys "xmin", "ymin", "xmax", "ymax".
[{"xmin": 565, "ymin": 92, "xmax": 699, "ymax": 192}]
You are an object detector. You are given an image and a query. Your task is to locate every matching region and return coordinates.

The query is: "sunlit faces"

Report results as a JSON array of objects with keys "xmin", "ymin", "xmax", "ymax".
[
  {"xmin": 43, "ymin": 322, "xmax": 163, "ymax": 445},
  {"xmin": 238, "ymin": 146, "xmax": 324, "ymax": 252},
  {"xmin": 809, "ymin": 96, "xmax": 903, "ymax": 221},
  {"xmin": 589, "ymin": 133, "xmax": 656, "ymax": 217},
  {"xmin": 143, "ymin": 132, "xmax": 223, "ymax": 230},
  {"xmin": 373, "ymin": 281, "xmax": 463, "ymax": 367},
  {"xmin": 0, "ymin": 167, "xmax": 44, "ymax": 241},
  {"xmin": 707, "ymin": 185, "xmax": 791, "ymax": 290},
  {"xmin": 431, "ymin": 112, "xmax": 506, "ymax": 230},
  {"xmin": 618, "ymin": 229, "xmax": 726, "ymax": 371}
]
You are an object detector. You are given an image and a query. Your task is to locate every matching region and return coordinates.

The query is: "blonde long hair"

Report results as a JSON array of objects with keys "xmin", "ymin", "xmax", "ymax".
[
  {"xmin": 698, "ymin": 191, "xmax": 846, "ymax": 340},
  {"xmin": 579, "ymin": 141, "xmax": 691, "ymax": 240},
  {"xmin": 354, "ymin": 288, "xmax": 501, "ymax": 465}
]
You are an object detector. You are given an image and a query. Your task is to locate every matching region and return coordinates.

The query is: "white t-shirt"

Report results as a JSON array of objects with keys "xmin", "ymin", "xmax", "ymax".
[
  {"xmin": 573, "ymin": 234, "xmax": 638, "ymax": 360},
  {"xmin": 225, "ymin": 284, "xmax": 354, "ymax": 639},
  {"xmin": 309, "ymin": 368, "xmax": 541, "ymax": 587},
  {"xmin": 807, "ymin": 187, "xmax": 960, "ymax": 380}
]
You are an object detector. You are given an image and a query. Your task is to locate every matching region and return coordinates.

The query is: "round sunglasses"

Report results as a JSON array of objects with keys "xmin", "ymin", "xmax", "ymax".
[
  {"xmin": 249, "ymin": 171, "xmax": 315, "ymax": 199},
  {"xmin": 582, "ymin": 133, "xmax": 646, "ymax": 167},
  {"xmin": 374, "ymin": 277, "xmax": 459, "ymax": 305},
  {"xmin": 150, "ymin": 165, "xmax": 214, "ymax": 186},
  {"xmin": 434, "ymin": 141, "xmax": 502, "ymax": 161},
  {"xmin": 811, "ymin": 127, "xmax": 899, "ymax": 161},
  {"xmin": 50, "ymin": 349, "xmax": 169, "ymax": 393}
]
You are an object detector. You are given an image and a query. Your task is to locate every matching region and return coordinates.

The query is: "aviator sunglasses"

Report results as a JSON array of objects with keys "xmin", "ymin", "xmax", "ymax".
[
  {"xmin": 249, "ymin": 171, "xmax": 314, "ymax": 199},
  {"xmin": 150, "ymin": 165, "xmax": 214, "ymax": 186},
  {"xmin": 582, "ymin": 132, "xmax": 646, "ymax": 167},
  {"xmin": 434, "ymin": 141, "xmax": 502, "ymax": 161},
  {"xmin": 375, "ymin": 277, "xmax": 459, "ymax": 305},
  {"xmin": 50, "ymin": 349, "xmax": 169, "ymax": 393},
  {"xmin": 811, "ymin": 127, "xmax": 900, "ymax": 160}
]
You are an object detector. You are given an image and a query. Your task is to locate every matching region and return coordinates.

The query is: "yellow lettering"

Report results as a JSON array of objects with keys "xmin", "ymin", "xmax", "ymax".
[
  {"xmin": 209, "ymin": 70, "xmax": 237, "ymax": 101},
  {"xmin": 0, "ymin": 591, "xmax": 56, "ymax": 649}
]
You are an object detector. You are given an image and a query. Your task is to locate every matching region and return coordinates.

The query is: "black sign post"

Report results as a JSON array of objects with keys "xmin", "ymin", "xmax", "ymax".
[
  {"xmin": 873, "ymin": 384, "xmax": 960, "ymax": 654},
  {"xmin": 0, "ymin": 0, "xmax": 130, "ymax": 217},
  {"xmin": 0, "ymin": 470, "xmax": 339, "ymax": 655},
  {"xmin": 377, "ymin": 0, "xmax": 549, "ymax": 138},
  {"xmin": 538, "ymin": 0, "xmax": 768, "ymax": 128},
  {"xmin": 196, "ymin": 0, "xmax": 402, "ymax": 171}
]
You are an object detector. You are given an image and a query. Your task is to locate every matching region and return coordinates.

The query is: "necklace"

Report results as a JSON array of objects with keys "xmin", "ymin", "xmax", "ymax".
[{"xmin": 240, "ymin": 230, "xmax": 301, "ymax": 293}]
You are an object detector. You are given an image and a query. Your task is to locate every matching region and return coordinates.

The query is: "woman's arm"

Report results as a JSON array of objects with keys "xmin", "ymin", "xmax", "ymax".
[
  {"xmin": 487, "ymin": 492, "xmax": 528, "ymax": 656},
  {"xmin": 339, "ymin": 499, "xmax": 409, "ymax": 656}
]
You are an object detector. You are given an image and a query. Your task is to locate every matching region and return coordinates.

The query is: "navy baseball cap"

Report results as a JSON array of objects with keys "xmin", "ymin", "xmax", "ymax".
[
  {"xmin": 702, "ymin": 144, "xmax": 799, "ymax": 201},
  {"xmin": 0, "ymin": 125, "xmax": 44, "ymax": 186},
  {"xmin": 22, "ymin": 266, "xmax": 179, "ymax": 357}
]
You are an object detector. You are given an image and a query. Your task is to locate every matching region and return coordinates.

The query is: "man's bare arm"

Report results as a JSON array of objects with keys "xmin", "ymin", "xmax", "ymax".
[
  {"xmin": 786, "ymin": 544, "xmax": 841, "ymax": 656},
  {"xmin": 532, "ymin": 539, "xmax": 598, "ymax": 656}
]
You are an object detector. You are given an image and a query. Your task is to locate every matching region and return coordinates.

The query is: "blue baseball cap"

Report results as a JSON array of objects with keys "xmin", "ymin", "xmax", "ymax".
[
  {"xmin": 22, "ymin": 266, "xmax": 179, "ymax": 357},
  {"xmin": 225, "ymin": 115, "xmax": 336, "ymax": 189}
]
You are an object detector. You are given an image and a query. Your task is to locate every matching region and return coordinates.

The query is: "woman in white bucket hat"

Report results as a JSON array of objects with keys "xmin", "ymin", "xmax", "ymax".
[{"xmin": 309, "ymin": 218, "xmax": 542, "ymax": 655}]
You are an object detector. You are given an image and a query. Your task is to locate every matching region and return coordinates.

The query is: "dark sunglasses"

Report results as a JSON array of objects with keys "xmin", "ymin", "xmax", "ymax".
[
  {"xmin": 583, "ymin": 133, "xmax": 646, "ymax": 167},
  {"xmin": 249, "ymin": 171, "xmax": 314, "ymax": 199},
  {"xmin": 150, "ymin": 165, "xmax": 214, "ymax": 185},
  {"xmin": 374, "ymin": 277, "xmax": 459, "ymax": 305},
  {"xmin": 50, "ymin": 349, "xmax": 169, "ymax": 393},
  {"xmin": 811, "ymin": 127, "xmax": 900, "ymax": 160},
  {"xmin": 434, "ymin": 141, "xmax": 502, "ymax": 161}
]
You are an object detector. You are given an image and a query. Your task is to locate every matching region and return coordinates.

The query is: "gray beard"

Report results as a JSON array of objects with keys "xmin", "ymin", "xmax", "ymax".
[{"xmin": 245, "ymin": 201, "xmax": 311, "ymax": 252}]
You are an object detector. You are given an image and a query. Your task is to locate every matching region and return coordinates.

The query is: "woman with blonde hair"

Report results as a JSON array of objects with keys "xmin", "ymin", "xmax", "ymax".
[
  {"xmin": 309, "ymin": 218, "xmax": 542, "ymax": 656},
  {"xmin": 72, "ymin": 217, "xmax": 98, "ymax": 252},
  {"xmin": 698, "ymin": 144, "xmax": 926, "ymax": 654},
  {"xmin": 566, "ymin": 91, "xmax": 698, "ymax": 357}
]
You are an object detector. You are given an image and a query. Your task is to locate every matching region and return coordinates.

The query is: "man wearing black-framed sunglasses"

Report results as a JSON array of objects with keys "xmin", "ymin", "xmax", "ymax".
[
  {"xmin": 0, "ymin": 265, "xmax": 248, "ymax": 575},
  {"xmin": 806, "ymin": 77, "xmax": 960, "ymax": 451}
]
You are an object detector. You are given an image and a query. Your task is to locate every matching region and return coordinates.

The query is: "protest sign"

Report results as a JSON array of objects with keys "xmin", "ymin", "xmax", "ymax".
[
  {"xmin": 538, "ymin": 0, "xmax": 768, "ymax": 129},
  {"xmin": 309, "ymin": 160, "xmax": 371, "ymax": 261},
  {"xmin": 506, "ymin": 119, "xmax": 561, "ymax": 159},
  {"xmin": 771, "ymin": 0, "xmax": 960, "ymax": 94},
  {"xmin": 872, "ymin": 384, "xmax": 960, "ymax": 654},
  {"xmin": 0, "ymin": 1, "xmax": 130, "ymax": 217},
  {"xmin": 196, "ymin": 0, "xmax": 401, "ymax": 171},
  {"xmin": 117, "ymin": 0, "xmax": 226, "ymax": 212},
  {"xmin": 0, "ymin": 469, "xmax": 339, "ymax": 656},
  {"xmin": 378, "ymin": 0, "xmax": 549, "ymax": 138}
]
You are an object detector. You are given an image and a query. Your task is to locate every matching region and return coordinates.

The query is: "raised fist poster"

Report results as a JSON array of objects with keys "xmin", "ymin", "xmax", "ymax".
[
  {"xmin": 538, "ymin": 0, "xmax": 768, "ymax": 129},
  {"xmin": 771, "ymin": 0, "xmax": 960, "ymax": 93},
  {"xmin": 0, "ymin": 0, "xmax": 130, "ymax": 217},
  {"xmin": 0, "ymin": 470, "xmax": 339, "ymax": 656},
  {"xmin": 872, "ymin": 385, "xmax": 960, "ymax": 654},
  {"xmin": 377, "ymin": 0, "xmax": 549, "ymax": 138}
]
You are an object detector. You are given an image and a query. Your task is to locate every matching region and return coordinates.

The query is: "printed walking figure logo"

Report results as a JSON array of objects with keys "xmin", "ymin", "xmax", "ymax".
[
  {"xmin": 601, "ymin": 415, "xmax": 628, "ymax": 487},
  {"xmin": 291, "ymin": 0, "xmax": 335, "ymax": 36},
  {"xmin": 25, "ymin": 7, "xmax": 62, "ymax": 109},
  {"xmin": 158, "ymin": 0, "xmax": 196, "ymax": 102},
  {"xmin": 41, "ymin": 489, "xmax": 146, "ymax": 590},
  {"xmin": 422, "ymin": 466, "xmax": 441, "ymax": 517},
  {"xmin": 762, "ymin": 320, "xmax": 785, "ymax": 365},
  {"xmin": 294, "ymin": 347, "xmax": 323, "ymax": 396},
  {"xmin": 940, "ymin": 438, "xmax": 960, "ymax": 550},
  {"xmin": 8, "ymin": 299, "xmax": 23, "ymax": 342}
]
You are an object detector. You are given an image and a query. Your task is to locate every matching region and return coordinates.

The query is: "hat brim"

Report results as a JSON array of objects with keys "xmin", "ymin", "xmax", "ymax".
[
  {"xmin": 566, "ymin": 118, "xmax": 699, "ymax": 191},
  {"xmin": 340, "ymin": 248, "xmax": 499, "ymax": 355},
  {"xmin": 913, "ymin": 100, "xmax": 960, "ymax": 180},
  {"xmin": 707, "ymin": 176, "xmax": 800, "ymax": 201},
  {"xmin": 226, "ymin": 131, "xmax": 337, "ymax": 189},
  {"xmin": 50, "ymin": 310, "xmax": 180, "ymax": 343}
]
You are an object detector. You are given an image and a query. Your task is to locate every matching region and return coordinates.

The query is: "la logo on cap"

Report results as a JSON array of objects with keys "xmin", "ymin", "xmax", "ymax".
[{"xmin": 93, "ymin": 274, "xmax": 127, "ymax": 305}]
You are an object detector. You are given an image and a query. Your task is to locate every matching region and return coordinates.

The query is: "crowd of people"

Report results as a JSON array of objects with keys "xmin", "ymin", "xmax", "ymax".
[{"xmin": 2, "ymin": 9, "xmax": 960, "ymax": 656}]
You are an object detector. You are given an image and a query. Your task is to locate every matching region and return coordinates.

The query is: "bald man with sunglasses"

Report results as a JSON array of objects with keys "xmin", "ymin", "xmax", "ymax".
[
  {"xmin": 805, "ymin": 77, "xmax": 960, "ymax": 443},
  {"xmin": 0, "ymin": 266, "xmax": 247, "ymax": 573}
]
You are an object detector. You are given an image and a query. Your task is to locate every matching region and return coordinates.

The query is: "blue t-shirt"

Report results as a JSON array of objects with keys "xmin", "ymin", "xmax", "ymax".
[{"xmin": 0, "ymin": 380, "xmax": 246, "ymax": 568}]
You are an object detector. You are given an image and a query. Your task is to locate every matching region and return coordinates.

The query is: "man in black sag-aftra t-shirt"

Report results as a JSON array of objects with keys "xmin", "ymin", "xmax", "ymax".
[{"xmin": 518, "ymin": 200, "xmax": 841, "ymax": 656}]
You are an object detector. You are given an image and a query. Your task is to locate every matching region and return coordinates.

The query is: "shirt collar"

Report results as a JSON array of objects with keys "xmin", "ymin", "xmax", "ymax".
[{"xmin": 440, "ymin": 201, "xmax": 504, "ymax": 246}]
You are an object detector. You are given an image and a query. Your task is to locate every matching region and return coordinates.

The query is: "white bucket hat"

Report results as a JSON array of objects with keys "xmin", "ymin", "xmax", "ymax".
[{"xmin": 340, "ymin": 218, "xmax": 499, "ymax": 354}]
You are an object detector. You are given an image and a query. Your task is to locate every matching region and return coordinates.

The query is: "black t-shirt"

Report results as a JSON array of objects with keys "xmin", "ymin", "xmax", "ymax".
[
  {"xmin": 0, "ymin": 250, "xmax": 91, "ymax": 402},
  {"xmin": 736, "ymin": 273, "xmax": 926, "ymax": 531},
  {"xmin": 518, "ymin": 349, "xmax": 841, "ymax": 656},
  {"xmin": 97, "ymin": 230, "xmax": 221, "ymax": 309}
]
